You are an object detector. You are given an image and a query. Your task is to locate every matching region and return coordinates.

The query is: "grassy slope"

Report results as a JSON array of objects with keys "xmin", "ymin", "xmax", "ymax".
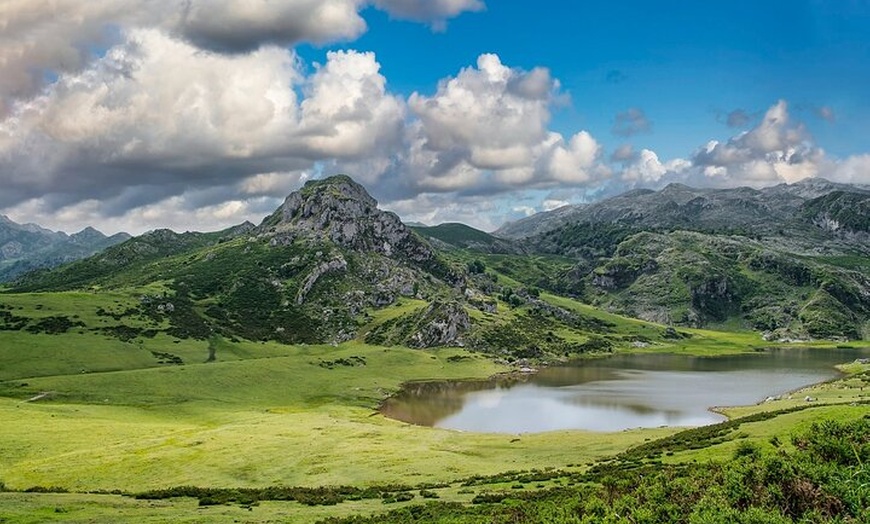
[
  {"xmin": 1, "ymin": 282, "xmax": 867, "ymax": 522},
  {"xmin": 1, "ymin": 364, "xmax": 866, "ymax": 523},
  {"xmin": 0, "ymin": 339, "xmax": 681, "ymax": 493}
]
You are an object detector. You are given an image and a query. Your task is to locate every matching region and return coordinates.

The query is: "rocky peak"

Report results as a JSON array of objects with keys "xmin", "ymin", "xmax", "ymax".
[
  {"xmin": 260, "ymin": 175, "xmax": 429, "ymax": 259},
  {"xmin": 70, "ymin": 226, "xmax": 106, "ymax": 244}
]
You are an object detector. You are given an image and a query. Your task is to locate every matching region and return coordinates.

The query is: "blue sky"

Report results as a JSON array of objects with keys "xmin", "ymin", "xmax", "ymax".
[
  {"xmin": 302, "ymin": 1, "xmax": 869, "ymax": 159},
  {"xmin": 0, "ymin": 1, "xmax": 868, "ymax": 234}
]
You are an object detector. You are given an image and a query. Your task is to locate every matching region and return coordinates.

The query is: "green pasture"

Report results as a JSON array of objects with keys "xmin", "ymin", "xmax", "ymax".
[{"xmin": 1, "ymin": 289, "xmax": 867, "ymax": 523}]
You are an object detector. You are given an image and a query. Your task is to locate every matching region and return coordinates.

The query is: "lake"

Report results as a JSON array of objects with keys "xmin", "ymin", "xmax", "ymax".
[{"xmin": 380, "ymin": 348, "xmax": 869, "ymax": 433}]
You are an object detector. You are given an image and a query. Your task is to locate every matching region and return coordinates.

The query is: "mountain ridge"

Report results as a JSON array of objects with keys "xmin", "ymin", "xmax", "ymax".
[
  {"xmin": 495, "ymin": 178, "xmax": 870, "ymax": 240},
  {"xmin": 7, "ymin": 174, "xmax": 870, "ymax": 343},
  {"xmin": 0, "ymin": 216, "xmax": 131, "ymax": 282}
]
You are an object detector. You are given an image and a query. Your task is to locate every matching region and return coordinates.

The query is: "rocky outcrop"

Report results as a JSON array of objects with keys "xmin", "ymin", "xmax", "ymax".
[
  {"xmin": 258, "ymin": 175, "xmax": 462, "ymax": 286},
  {"xmin": 295, "ymin": 255, "xmax": 348, "ymax": 305},
  {"xmin": 408, "ymin": 301, "xmax": 471, "ymax": 348}
]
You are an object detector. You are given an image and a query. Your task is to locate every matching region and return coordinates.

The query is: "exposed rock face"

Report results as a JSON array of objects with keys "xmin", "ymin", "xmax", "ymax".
[
  {"xmin": 263, "ymin": 175, "xmax": 422, "ymax": 255},
  {"xmin": 296, "ymin": 255, "xmax": 348, "ymax": 305},
  {"xmin": 242, "ymin": 175, "xmax": 468, "ymax": 347},
  {"xmin": 1, "ymin": 241, "xmax": 23, "ymax": 259},
  {"xmin": 259, "ymin": 174, "xmax": 462, "ymax": 286},
  {"xmin": 408, "ymin": 301, "xmax": 471, "ymax": 348}
]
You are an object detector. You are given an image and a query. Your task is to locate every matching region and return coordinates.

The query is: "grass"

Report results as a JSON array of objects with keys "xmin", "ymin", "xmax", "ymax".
[
  {"xmin": 1, "ymin": 288, "xmax": 867, "ymax": 522},
  {"xmin": 2, "ymin": 370, "xmax": 867, "ymax": 523},
  {"xmin": 0, "ymin": 341, "xmax": 678, "ymax": 494},
  {"xmin": 0, "ymin": 491, "xmax": 428, "ymax": 524}
]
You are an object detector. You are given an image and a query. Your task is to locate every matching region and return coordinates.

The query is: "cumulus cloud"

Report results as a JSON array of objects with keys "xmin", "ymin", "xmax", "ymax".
[
  {"xmin": 300, "ymin": 50, "xmax": 405, "ymax": 158},
  {"xmin": 828, "ymin": 154, "xmax": 870, "ymax": 184},
  {"xmin": 0, "ymin": 0, "xmax": 483, "ymax": 112},
  {"xmin": 0, "ymin": 26, "xmax": 611, "ymax": 233},
  {"xmin": 1, "ymin": 2, "xmax": 866, "ymax": 235},
  {"xmin": 384, "ymin": 192, "xmax": 504, "ymax": 232},
  {"xmin": 690, "ymin": 100, "xmax": 822, "ymax": 186},
  {"xmin": 612, "ymin": 107, "xmax": 651, "ymax": 137},
  {"xmin": 0, "ymin": 31, "xmax": 404, "ymax": 215},
  {"xmin": 398, "ymin": 54, "xmax": 608, "ymax": 196},
  {"xmin": 618, "ymin": 99, "xmax": 868, "ymax": 193},
  {"xmin": 620, "ymin": 150, "xmax": 691, "ymax": 184}
]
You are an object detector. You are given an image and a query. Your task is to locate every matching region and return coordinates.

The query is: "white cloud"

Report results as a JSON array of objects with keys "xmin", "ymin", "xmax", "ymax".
[
  {"xmin": 0, "ymin": 0, "xmax": 483, "ymax": 112},
  {"xmin": 512, "ymin": 206, "xmax": 537, "ymax": 217},
  {"xmin": 3, "ymin": 191, "xmax": 282, "ymax": 235},
  {"xmin": 398, "ymin": 54, "xmax": 607, "ymax": 196},
  {"xmin": 621, "ymin": 149, "xmax": 667, "ymax": 183},
  {"xmin": 618, "ymin": 100, "xmax": 868, "ymax": 192},
  {"xmin": 384, "ymin": 193, "xmax": 502, "ymax": 232},
  {"xmin": 408, "ymin": 54, "xmax": 551, "ymax": 167},
  {"xmin": 238, "ymin": 171, "xmax": 312, "ymax": 197},
  {"xmin": 829, "ymin": 154, "xmax": 870, "ymax": 184},
  {"xmin": 541, "ymin": 199, "xmax": 569, "ymax": 211},
  {"xmin": 1, "ymin": 0, "xmax": 866, "ymax": 236},
  {"xmin": 0, "ymin": 32, "xmax": 408, "ymax": 213},
  {"xmin": 619, "ymin": 149, "xmax": 691, "ymax": 185},
  {"xmin": 300, "ymin": 50, "xmax": 404, "ymax": 159},
  {"xmin": 543, "ymin": 131, "xmax": 607, "ymax": 184},
  {"xmin": 0, "ymin": 30, "xmax": 305, "ymax": 206},
  {"xmin": 689, "ymin": 100, "xmax": 822, "ymax": 187}
]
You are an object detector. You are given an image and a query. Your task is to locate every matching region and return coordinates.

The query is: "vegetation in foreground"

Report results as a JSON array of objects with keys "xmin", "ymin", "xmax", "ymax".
[{"xmin": 321, "ymin": 417, "xmax": 869, "ymax": 524}]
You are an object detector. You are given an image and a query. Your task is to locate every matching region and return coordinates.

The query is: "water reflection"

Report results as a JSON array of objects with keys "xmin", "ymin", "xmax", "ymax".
[{"xmin": 380, "ymin": 347, "xmax": 869, "ymax": 433}]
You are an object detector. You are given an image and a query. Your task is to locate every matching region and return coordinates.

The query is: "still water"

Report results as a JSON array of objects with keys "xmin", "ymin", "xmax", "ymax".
[{"xmin": 381, "ymin": 348, "xmax": 869, "ymax": 434}]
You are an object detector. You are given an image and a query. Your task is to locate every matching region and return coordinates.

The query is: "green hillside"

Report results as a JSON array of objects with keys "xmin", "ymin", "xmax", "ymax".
[
  {"xmin": 412, "ymin": 223, "xmax": 524, "ymax": 254},
  {"xmin": 0, "ymin": 175, "xmax": 868, "ymax": 523}
]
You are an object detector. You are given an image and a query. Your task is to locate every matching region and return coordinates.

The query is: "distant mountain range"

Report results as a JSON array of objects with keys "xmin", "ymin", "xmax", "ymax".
[
  {"xmin": 0, "ymin": 216, "xmax": 130, "ymax": 282},
  {"xmin": 494, "ymin": 178, "xmax": 870, "ymax": 340},
  {"xmin": 496, "ymin": 178, "xmax": 870, "ymax": 241},
  {"xmin": 7, "ymin": 175, "xmax": 870, "ymax": 343}
]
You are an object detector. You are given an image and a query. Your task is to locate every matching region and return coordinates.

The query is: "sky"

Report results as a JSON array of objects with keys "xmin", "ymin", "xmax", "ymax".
[{"xmin": 1, "ymin": 0, "xmax": 868, "ymax": 235}]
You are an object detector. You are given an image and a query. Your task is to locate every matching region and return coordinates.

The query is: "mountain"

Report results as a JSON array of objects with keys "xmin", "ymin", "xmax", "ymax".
[
  {"xmin": 411, "ymin": 223, "xmax": 525, "ymax": 254},
  {"xmin": 13, "ymin": 175, "xmax": 688, "ymax": 358},
  {"xmin": 0, "ymin": 215, "xmax": 130, "ymax": 282},
  {"xmin": 14, "ymin": 176, "xmax": 481, "ymax": 348},
  {"xmin": 568, "ymin": 230, "xmax": 870, "ymax": 339},
  {"xmin": 496, "ymin": 179, "xmax": 870, "ymax": 340},
  {"xmin": 10, "ymin": 175, "xmax": 868, "ymax": 345},
  {"xmin": 495, "ymin": 178, "xmax": 870, "ymax": 242}
]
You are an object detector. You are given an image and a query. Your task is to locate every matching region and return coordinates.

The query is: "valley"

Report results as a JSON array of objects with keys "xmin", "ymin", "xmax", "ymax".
[{"xmin": 0, "ymin": 175, "xmax": 867, "ymax": 523}]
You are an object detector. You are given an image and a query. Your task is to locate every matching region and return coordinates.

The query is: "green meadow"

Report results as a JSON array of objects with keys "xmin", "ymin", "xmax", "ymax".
[{"xmin": 1, "ymin": 290, "xmax": 867, "ymax": 522}]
